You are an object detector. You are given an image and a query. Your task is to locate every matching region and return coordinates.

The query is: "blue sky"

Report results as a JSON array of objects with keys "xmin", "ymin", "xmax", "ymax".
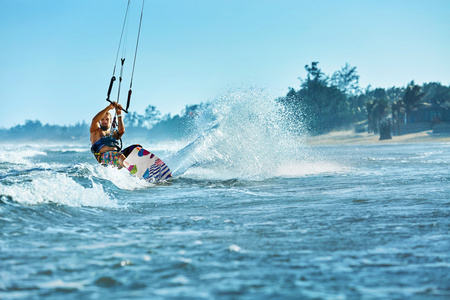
[{"xmin": 1, "ymin": 0, "xmax": 449, "ymax": 128}]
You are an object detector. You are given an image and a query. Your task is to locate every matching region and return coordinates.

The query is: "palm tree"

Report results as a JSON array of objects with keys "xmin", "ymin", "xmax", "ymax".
[
  {"xmin": 366, "ymin": 100, "xmax": 376, "ymax": 133},
  {"xmin": 403, "ymin": 81, "xmax": 424, "ymax": 123},
  {"xmin": 391, "ymin": 100, "xmax": 404, "ymax": 136},
  {"xmin": 374, "ymin": 98, "xmax": 391, "ymax": 140}
]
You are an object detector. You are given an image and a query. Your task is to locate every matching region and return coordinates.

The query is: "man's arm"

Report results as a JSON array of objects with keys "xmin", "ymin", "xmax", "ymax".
[
  {"xmin": 116, "ymin": 105, "xmax": 125, "ymax": 138},
  {"xmin": 90, "ymin": 103, "xmax": 115, "ymax": 133}
]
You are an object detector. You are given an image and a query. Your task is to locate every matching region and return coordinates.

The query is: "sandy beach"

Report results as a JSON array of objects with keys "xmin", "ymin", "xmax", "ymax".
[{"xmin": 306, "ymin": 130, "xmax": 450, "ymax": 146}]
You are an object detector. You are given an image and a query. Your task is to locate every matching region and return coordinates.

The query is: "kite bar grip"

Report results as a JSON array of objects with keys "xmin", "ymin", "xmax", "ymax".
[
  {"xmin": 126, "ymin": 89, "xmax": 132, "ymax": 111},
  {"xmin": 106, "ymin": 76, "xmax": 116, "ymax": 101},
  {"xmin": 106, "ymin": 99, "xmax": 128, "ymax": 113}
]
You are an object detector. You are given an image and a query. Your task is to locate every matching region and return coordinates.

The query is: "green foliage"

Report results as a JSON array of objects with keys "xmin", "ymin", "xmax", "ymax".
[
  {"xmin": 278, "ymin": 62, "xmax": 450, "ymax": 135},
  {"xmin": 146, "ymin": 104, "xmax": 205, "ymax": 141},
  {"xmin": 0, "ymin": 120, "xmax": 89, "ymax": 141},
  {"xmin": 279, "ymin": 62, "xmax": 363, "ymax": 134},
  {"xmin": 330, "ymin": 63, "xmax": 360, "ymax": 95},
  {"xmin": 403, "ymin": 81, "xmax": 424, "ymax": 123},
  {"xmin": 124, "ymin": 105, "xmax": 161, "ymax": 129},
  {"xmin": 422, "ymin": 82, "xmax": 450, "ymax": 107}
]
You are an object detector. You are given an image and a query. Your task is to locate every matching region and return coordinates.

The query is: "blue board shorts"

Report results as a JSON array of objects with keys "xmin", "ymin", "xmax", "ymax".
[{"xmin": 99, "ymin": 151, "xmax": 122, "ymax": 168}]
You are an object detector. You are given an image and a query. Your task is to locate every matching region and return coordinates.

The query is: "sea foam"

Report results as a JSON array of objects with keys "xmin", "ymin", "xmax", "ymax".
[
  {"xmin": 0, "ymin": 146, "xmax": 47, "ymax": 165},
  {"xmin": 0, "ymin": 172, "xmax": 117, "ymax": 208},
  {"xmin": 87, "ymin": 163, "xmax": 153, "ymax": 190}
]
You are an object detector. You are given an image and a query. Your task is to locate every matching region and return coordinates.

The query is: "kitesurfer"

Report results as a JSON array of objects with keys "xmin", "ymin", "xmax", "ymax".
[{"xmin": 90, "ymin": 101, "xmax": 126, "ymax": 168}]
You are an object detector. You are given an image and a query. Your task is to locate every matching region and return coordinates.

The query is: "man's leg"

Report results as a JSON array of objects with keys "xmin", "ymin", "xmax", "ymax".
[{"xmin": 118, "ymin": 154, "xmax": 126, "ymax": 168}]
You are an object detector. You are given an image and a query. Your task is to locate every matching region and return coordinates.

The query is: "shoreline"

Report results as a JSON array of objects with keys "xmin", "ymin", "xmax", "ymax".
[{"xmin": 306, "ymin": 130, "xmax": 450, "ymax": 146}]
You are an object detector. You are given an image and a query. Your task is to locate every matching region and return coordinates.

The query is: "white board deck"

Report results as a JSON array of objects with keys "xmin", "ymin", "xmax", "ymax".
[{"xmin": 123, "ymin": 146, "xmax": 172, "ymax": 182}]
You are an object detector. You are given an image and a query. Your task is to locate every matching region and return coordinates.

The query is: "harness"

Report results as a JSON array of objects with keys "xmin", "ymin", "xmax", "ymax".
[{"xmin": 91, "ymin": 135, "xmax": 121, "ymax": 162}]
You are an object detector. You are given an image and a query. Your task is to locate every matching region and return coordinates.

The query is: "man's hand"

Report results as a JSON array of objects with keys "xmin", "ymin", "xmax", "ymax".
[{"xmin": 108, "ymin": 101, "xmax": 123, "ymax": 112}]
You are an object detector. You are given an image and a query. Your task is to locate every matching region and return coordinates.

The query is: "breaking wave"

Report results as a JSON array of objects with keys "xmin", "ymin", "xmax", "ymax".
[{"xmin": 0, "ymin": 171, "xmax": 117, "ymax": 208}]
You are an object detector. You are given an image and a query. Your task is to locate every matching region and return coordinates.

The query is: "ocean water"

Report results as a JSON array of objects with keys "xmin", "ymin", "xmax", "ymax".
[{"xmin": 1, "ymin": 91, "xmax": 450, "ymax": 299}]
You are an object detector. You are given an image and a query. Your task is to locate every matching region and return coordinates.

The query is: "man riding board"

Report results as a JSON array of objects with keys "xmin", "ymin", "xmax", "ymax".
[{"xmin": 90, "ymin": 101, "xmax": 126, "ymax": 168}]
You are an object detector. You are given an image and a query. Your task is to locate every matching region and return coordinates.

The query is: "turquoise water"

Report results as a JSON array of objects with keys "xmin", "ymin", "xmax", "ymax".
[{"xmin": 1, "ymin": 92, "xmax": 450, "ymax": 299}]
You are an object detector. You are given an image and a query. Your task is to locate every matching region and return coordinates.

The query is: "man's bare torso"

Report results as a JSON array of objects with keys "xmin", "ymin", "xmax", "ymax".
[{"xmin": 90, "ymin": 128, "xmax": 119, "ymax": 154}]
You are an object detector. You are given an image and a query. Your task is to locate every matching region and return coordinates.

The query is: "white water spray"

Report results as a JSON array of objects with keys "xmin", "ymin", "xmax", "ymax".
[{"xmin": 167, "ymin": 88, "xmax": 312, "ymax": 180}]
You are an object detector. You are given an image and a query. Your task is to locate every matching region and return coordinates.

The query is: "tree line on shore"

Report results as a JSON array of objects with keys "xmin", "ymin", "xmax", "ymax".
[
  {"xmin": 0, "ymin": 104, "xmax": 201, "ymax": 142},
  {"xmin": 277, "ymin": 62, "xmax": 450, "ymax": 135},
  {"xmin": 1, "ymin": 61, "xmax": 449, "ymax": 141}
]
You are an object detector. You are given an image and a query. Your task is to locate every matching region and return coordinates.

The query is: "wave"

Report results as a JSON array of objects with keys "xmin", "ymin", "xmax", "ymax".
[
  {"xmin": 0, "ymin": 146, "xmax": 47, "ymax": 165},
  {"xmin": 166, "ymin": 88, "xmax": 344, "ymax": 180},
  {"xmin": 0, "ymin": 171, "xmax": 117, "ymax": 208},
  {"xmin": 0, "ymin": 142, "xmax": 164, "ymax": 196}
]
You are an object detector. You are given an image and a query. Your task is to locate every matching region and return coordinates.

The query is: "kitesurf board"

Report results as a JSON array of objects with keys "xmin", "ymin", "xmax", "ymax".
[{"xmin": 122, "ymin": 145, "xmax": 172, "ymax": 182}]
